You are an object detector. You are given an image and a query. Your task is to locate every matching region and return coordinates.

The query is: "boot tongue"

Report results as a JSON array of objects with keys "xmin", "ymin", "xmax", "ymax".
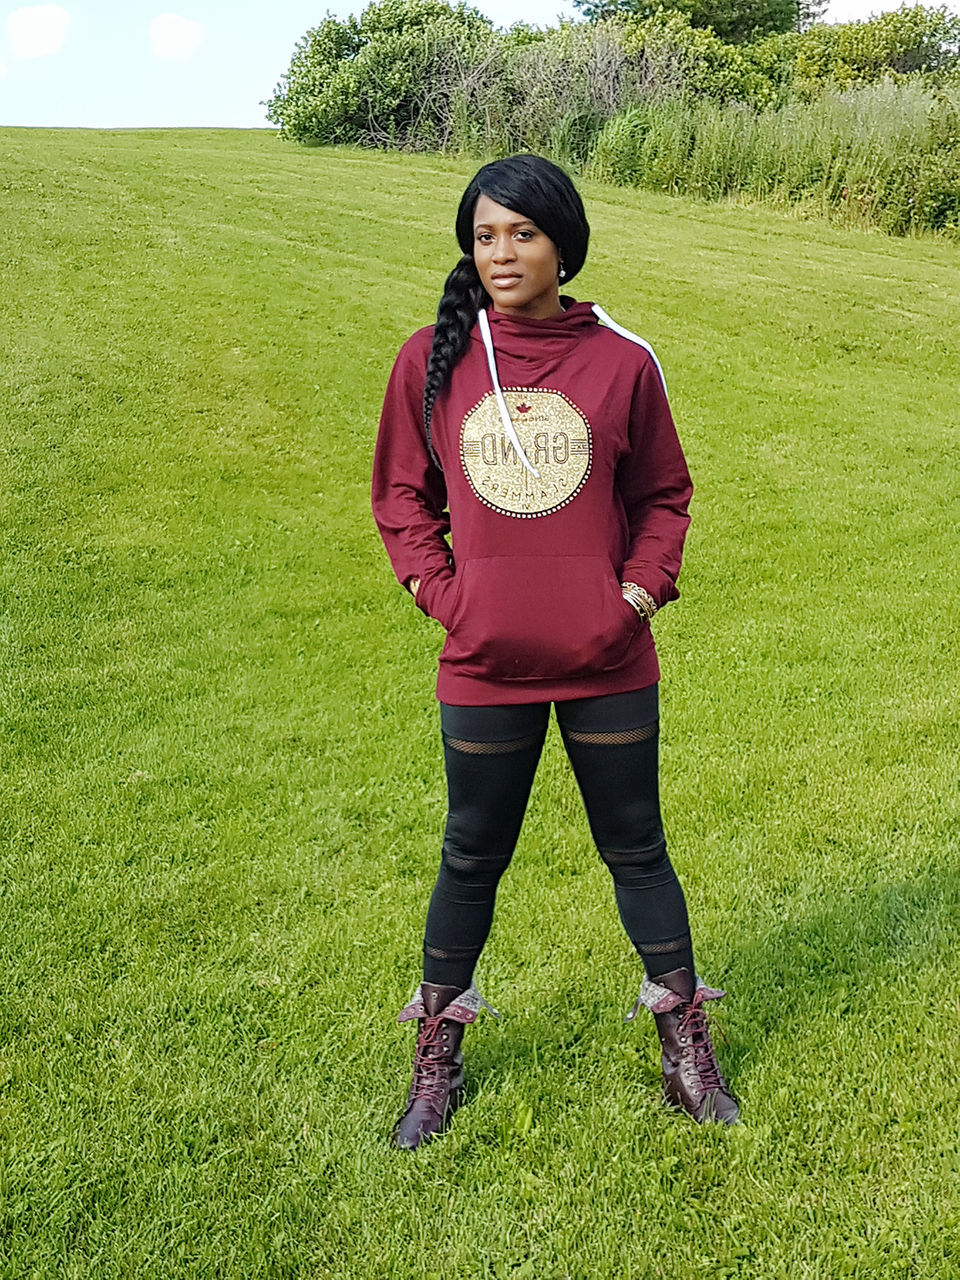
[{"xmin": 421, "ymin": 983, "xmax": 465, "ymax": 1017}]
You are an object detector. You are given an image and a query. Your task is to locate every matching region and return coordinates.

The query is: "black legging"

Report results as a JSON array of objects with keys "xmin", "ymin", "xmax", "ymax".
[{"xmin": 422, "ymin": 684, "xmax": 695, "ymax": 990}]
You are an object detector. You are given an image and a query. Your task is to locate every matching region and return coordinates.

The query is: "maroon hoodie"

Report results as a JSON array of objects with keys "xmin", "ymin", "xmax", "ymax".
[{"xmin": 371, "ymin": 300, "xmax": 692, "ymax": 705}]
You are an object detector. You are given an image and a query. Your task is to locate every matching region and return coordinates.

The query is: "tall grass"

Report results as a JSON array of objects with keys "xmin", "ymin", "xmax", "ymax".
[{"xmin": 589, "ymin": 77, "xmax": 960, "ymax": 234}]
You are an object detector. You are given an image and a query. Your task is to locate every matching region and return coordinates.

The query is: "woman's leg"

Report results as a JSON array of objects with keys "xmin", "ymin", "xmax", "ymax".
[
  {"xmin": 422, "ymin": 700, "xmax": 550, "ymax": 990},
  {"xmin": 393, "ymin": 701, "xmax": 549, "ymax": 1150},
  {"xmin": 554, "ymin": 685, "xmax": 694, "ymax": 979},
  {"xmin": 556, "ymin": 685, "xmax": 738, "ymax": 1124}
]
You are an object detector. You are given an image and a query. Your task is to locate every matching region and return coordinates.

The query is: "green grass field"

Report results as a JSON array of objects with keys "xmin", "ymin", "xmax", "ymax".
[{"xmin": 2, "ymin": 128, "xmax": 959, "ymax": 1278}]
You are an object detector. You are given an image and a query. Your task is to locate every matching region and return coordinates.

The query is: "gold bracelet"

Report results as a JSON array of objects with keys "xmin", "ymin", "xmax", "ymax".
[
  {"xmin": 634, "ymin": 585, "xmax": 658, "ymax": 618},
  {"xmin": 620, "ymin": 581, "xmax": 658, "ymax": 622},
  {"xmin": 620, "ymin": 583, "xmax": 647, "ymax": 618}
]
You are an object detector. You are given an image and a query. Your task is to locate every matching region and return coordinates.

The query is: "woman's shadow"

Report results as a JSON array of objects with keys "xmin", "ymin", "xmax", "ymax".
[{"xmin": 462, "ymin": 862, "xmax": 959, "ymax": 1100}]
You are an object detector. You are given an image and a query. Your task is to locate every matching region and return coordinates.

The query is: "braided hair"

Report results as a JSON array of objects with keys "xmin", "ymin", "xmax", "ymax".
[{"xmin": 422, "ymin": 154, "xmax": 590, "ymax": 462}]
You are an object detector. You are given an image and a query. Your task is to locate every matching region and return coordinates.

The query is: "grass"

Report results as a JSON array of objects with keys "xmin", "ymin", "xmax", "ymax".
[{"xmin": 1, "ymin": 128, "xmax": 959, "ymax": 1278}]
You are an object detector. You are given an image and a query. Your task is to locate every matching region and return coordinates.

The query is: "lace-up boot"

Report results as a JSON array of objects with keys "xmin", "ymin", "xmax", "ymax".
[
  {"xmin": 392, "ymin": 982, "xmax": 497, "ymax": 1150},
  {"xmin": 626, "ymin": 967, "xmax": 739, "ymax": 1125}
]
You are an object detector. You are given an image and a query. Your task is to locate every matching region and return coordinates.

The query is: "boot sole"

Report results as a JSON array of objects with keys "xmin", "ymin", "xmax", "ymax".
[
  {"xmin": 391, "ymin": 1086, "xmax": 465, "ymax": 1150},
  {"xmin": 662, "ymin": 1086, "xmax": 739, "ymax": 1125}
]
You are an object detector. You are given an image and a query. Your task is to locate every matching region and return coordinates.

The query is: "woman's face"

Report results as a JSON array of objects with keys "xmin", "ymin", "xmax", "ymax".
[{"xmin": 472, "ymin": 193, "xmax": 562, "ymax": 320}]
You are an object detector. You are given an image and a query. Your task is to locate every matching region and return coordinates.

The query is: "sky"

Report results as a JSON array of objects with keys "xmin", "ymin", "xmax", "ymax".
[{"xmin": 0, "ymin": 0, "xmax": 945, "ymax": 129}]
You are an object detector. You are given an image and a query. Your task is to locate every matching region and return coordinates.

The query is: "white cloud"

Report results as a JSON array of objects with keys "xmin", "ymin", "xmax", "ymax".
[
  {"xmin": 7, "ymin": 4, "xmax": 70, "ymax": 58},
  {"xmin": 148, "ymin": 13, "xmax": 205, "ymax": 60}
]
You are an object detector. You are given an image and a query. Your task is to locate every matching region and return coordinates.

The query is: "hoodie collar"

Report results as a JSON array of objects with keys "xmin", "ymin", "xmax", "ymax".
[{"xmin": 470, "ymin": 299, "xmax": 598, "ymax": 358}]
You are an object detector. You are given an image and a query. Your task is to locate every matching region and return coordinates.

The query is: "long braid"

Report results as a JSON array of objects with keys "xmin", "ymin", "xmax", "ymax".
[{"xmin": 423, "ymin": 255, "xmax": 487, "ymax": 465}]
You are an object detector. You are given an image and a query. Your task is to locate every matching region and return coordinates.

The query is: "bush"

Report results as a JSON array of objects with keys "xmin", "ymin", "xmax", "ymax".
[
  {"xmin": 740, "ymin": 28, "xmax": 803, "ymax": 106},
  {"xmin": 588, "ymin": 76, "xmax": 960, "ymax": 234},
  {"xmin": 264, "ymin": 17, "xmax": 362, "ymax": 143},
  {"xmin": 616, "ymin": 5, "xmax": 960, "ymax": 107},
  {"xmin": 789, "ymin": 4, "xmax": 960, "ymax": 97},
  {"xmin": 264, "ymin": 0, "xmax": 494, "ymax": 147},
  {"xmin": 621, "ymin": 9, "xmax": 772, "ymax": 105},
  {"xmin": 266, "ymin": 5, "xmax": 647, "ymax": 158},
  {"xmin": 266, "ymin": 2, "xmax": 960, "ymax": 147},
  {"xmin": 469, "ymin": 19, "xmax": 642, "ymax": 159}
]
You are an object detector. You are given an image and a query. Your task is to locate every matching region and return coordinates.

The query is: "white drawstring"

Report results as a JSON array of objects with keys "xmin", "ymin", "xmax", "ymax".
[
  {"xmin": 477, "ymin": 310, "xmax": 540, "ymax": 479},
  {"xmin": 475, "ymin": 305, "xmax": 663, "ymax": 482},
  {"xmin": 591, "ymin": 303, "xmax": 668, "ymax": 397}
]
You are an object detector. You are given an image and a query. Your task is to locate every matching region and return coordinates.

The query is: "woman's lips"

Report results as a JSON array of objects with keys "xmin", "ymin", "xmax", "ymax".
[{"xmin": 491, "ymin": 274, "xmax": 522, "ymax": 288}]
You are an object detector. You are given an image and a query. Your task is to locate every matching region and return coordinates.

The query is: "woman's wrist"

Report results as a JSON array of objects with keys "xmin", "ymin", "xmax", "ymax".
[
  {"xmin": 407, "ymin": 576, "xmax": 421, "ymax": 601},
  {"xmin": 621, "ymin": 581, "xmax": 658, "ymax": 622}
]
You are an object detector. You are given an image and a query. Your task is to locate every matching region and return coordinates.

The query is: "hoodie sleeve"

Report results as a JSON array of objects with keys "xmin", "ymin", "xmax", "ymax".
[
  {"xmin": 371, "ymin": 335, "xmax": 457, "ymax": 626},
  {"xmin": 617, "ymin": 355, "xmax": 693, "ymax": 609}
]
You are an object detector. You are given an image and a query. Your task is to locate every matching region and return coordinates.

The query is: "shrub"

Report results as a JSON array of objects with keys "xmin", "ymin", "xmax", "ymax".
[
  {"xmin": 356, "ymin": 0, "xmax": 490, "ymax": 39},
  {"xmin": 621, "ymin": 9, "xmax": 771, "ymax": 105},
  {"xmin": 740, "ymin": 28, "xmax": 803, "ymax": 106},
  {"xmin": 266, "ymin": 2, "xmax": 960, "ymax": 147},
  {"xmin": 789, "ymin": 4, "xmax": 960, "ymax": 97},
  {"xmin": 264, "ymin": 0, "xmax": 494, "ymax": 146},
  {"xmin": 264, "ymin": 17, "xmax": 362, "ymax": 143},
  {"xmin": 469, "ymin": 19, "xmax": 641, "ymax": 158},
  {"xmin": 588, "ymin": 76, "xmax": 960, "ymax": 235}
]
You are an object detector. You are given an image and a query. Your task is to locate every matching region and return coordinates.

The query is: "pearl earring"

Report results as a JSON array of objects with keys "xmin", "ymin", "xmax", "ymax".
[{"xmin": 559, "ymin": 262, "xmax": 566, "ymax": 280}]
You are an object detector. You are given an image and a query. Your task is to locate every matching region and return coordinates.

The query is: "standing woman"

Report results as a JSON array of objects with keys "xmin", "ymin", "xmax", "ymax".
[{"xmin": 372, "ymin": 154, "xmax": 737, "ymax": 1150}]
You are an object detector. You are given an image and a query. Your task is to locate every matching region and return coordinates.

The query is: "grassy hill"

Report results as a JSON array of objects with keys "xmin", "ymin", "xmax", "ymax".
[{"xmin": 1, "ymin": 128, "xmax": 959, "ymax": 1278}]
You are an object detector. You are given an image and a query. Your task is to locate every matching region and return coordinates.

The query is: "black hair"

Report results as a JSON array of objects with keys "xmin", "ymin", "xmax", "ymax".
[{"xmin": 422, "ymin": 154, "xmax": 590, "ymax": 459}]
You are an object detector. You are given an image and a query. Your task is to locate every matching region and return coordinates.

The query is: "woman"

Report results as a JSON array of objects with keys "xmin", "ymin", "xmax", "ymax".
[{"xmin": 371, "ymin": 154, "xmax": 737, "ymax": 1150}]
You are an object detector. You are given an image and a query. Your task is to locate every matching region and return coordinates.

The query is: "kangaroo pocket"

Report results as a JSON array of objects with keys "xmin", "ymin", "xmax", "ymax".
[{"xmin": 442, "ymin": 555, "xmax": 638, "ymax": 682}]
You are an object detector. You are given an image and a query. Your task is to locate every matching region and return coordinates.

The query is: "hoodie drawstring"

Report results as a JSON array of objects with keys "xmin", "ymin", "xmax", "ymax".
[
  {"xmin": 591, "ymin": 304, "xmax": 668, "ymax": 397},
  {"xmin": 477, "ymin": 309, "xmax": 540, "ymax": 479},
  {"xmin": 475, "ymin": 305, "xmax": 666, "ymax": 482}
]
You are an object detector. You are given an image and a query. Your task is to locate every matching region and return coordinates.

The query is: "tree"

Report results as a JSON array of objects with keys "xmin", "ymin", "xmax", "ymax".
[{"xmin": 573, "ymin": 0, "xmax": 798, "ymax": 43}]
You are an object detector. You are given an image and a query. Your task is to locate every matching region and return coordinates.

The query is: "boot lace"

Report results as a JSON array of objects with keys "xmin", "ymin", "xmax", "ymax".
[
  {"xmin": 677, "ymin": 1002, "xmax": 725, "ymax": 1093},
  {"xmin": 409, "ymin": 1017, "xmax": 456, "ymax": 1107}
]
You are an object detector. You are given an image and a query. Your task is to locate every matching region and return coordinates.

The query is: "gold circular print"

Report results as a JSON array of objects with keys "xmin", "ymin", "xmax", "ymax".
[{"xmin": 459, "ymin": 388, "xmax": 592, "ymax": 518}]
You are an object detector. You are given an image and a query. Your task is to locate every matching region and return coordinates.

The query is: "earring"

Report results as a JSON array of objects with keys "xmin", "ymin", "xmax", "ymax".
[{"xmin": 559, "ymin": 261, "xmax": 566, "ymax": 280}]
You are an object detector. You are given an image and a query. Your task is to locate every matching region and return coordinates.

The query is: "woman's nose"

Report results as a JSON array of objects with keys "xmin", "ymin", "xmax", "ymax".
[{"xmin": 492, "ymin": 235, "xmax": 516, "ymax": 262}]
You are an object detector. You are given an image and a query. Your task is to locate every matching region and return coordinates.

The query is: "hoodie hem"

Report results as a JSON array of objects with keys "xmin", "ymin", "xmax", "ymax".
[{"xmin": 435, "ymin": 647, "xmax": 661, "ymax": 706}]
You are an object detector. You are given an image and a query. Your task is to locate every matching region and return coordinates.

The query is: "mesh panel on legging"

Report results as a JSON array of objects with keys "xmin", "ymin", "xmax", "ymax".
[
  {"xmin": 422, "ymin": 703, "xmax": 549, "ymax": 989},
  {"xmin": 556, "ymin": 687, "xmax": 694, "ymax": 980}
]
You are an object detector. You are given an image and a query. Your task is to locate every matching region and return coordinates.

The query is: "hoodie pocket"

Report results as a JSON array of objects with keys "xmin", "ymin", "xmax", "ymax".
[{"xmin": 443, "ymin": 555, "xmax": 638, "ymax": 682}]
